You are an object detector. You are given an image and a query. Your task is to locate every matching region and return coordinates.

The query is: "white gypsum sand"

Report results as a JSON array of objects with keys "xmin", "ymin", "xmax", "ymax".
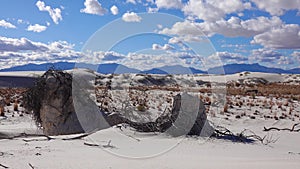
[{"xmin": 0, "ymin": 70, "xmax": 300, "ymax": 169}]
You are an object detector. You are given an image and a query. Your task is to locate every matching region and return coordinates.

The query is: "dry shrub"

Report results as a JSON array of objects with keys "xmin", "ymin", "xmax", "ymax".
[
  {"xmin": 136, "ymin": 104, "xmax": 146, "ymax": 112},
  {"xmin": 226, "ymin": 83, "xmax": 300, "ymax": 98},
  {"xmin": 13, "ymin": 100, "xmax": 18, "ymax": 111},
  {"xmin": 199, "ymin": 95, "xmax": 204, "ymax": 101},
  {"xmin": 249, "ymin": 101, "xmax": 255, "ymax": 107},
  {"xmin": 0, "ymin": 106, "xmax": 4, "ymax": 116},
  {"xmin": 223, "ymin": 103, "xmax": 228, "ymax": 113},
  {"xmin": 238, "ymin": 101, "xmax": 243, "ymax": 107},
  {"xmin": 204, "ymin": 96, "xmax": 211, "ymax": 105},
  {"xmin": 5, "ymin": 97, "xmax": 10, "ymax": 106},
  {"xmin": 289, "ymin": 106, "xmax": 294, "ymax": 115},
  {"xmin": 277, "ymin": 102, "xmax": 282, "ymax": 109}
]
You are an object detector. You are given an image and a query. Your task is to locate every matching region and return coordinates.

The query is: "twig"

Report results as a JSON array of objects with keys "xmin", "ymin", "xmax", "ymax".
[
  {"xmin": 28, "ymin": 163, "xmax": 34, "ymax": 169},
  {"xmin": 84, "ymin": 140, "xmax": 117, "ymax": 149},
  {"xmin": 62, "ymin": 132, "xmax": 93, "ymax": 141},
  {"xmin": 264, "ymin": 123, "xmax": 300, "ymax": 132},
  {"xmin": 0, "ymin": 132, "xmax": 52, "ymax": 140},
  {"xmin": 213, "ymin": 126, "xmax": 278, "ymax": 145},
  {"xmin": 0, "ymin": 164, "xmax": 9, "ymax": 169},
  {"xmin": 23, "ymin": 138, "xmax": 50, "ymax": 142},
  {"xmin": 115, "ymin": 125, "xmax": 123, "ymax": 131},
  {"xmin": 242, "ymin": 129, "xmax": 279, "ymax": 145},
  {"xmin": 124, "ymin": 134, "xmax": 141, "ymax": 142},
  {"xmin": 1, "ymin": 131, "xmax": 95, "ymax": 142},
  {"xmin": 102, "ymin": 140, "xmax": 116, "ymax": 148},
  {"xmin": 84, "ymin": 142, "xmax": 99, "ymax": 147},
  {"xmin": 213, "ymin": 127, "xmax": 252, "ymax": 143}
]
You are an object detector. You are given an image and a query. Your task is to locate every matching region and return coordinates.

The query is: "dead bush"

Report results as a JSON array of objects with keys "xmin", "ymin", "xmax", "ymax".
[
  {"xmin": 0, "ymin": 106, "xmax": 4, "ymax": 116},
  {"xmin": 13, "ymin": 100, "xmax": 18, "ymax": 111}
]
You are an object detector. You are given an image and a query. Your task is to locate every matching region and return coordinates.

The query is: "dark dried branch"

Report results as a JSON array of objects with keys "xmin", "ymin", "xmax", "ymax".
[
  {"xmin": 84, "ymin": 140, "xmax": 116, "ymax": 148},
  {"xmin": 84, "ymin": 142, "xmax": 99, "ymax": 147},
  {"xmin": 213, "ymin": 126, "xmax": 254, "ymax": 143},
  {"xmin": 0, "ymin": 164, "xmax": 9, "ymax": 169},
  {"xmin": 61, "ymin": 132, "xmax": 94, "ymax": 141},
  {"xmin": 0, "ymin": 132, "xmax": 95, "ymax": 142},
  {"xmin": 213, "ymin": 127, "xmax": 278, "ymax": 145},
  {"xmin": 102, "ymin": 140, "xmax": 116, "ymax": 148},
  {"xmin": 263, "ymin": 123, "xmax": 300, "ymax": 132},
  {"xmin": 28, "ymin": 163, "xmax": 35, "ymax": 169},
  {"xmin": 241, "ymin": 129, "xmax": 279, "ymax": 145}
]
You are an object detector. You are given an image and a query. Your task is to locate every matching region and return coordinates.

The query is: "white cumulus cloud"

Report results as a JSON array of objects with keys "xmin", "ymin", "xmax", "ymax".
[
  {"xmin": 168, "ymin": 36, "xmax": 205, "ymax": 44},
  {"xmin": 122, "ymin": 12, "xmax": 142, "ymax": 22},
  {"xmin": 155, "ymin": 0, "xmax": 182, "ymax": 9},
  {"xmin": 0, "ymin": 36, "xmax": 48, "ymax": 52},
  {"xmin": 201, "ymin": 16, "xmax": 283, "ymax": 37},
  {"xmin": 159, "ymin": 21, "xmax": 203, "ymax": 36},
  {"xmin": 27, "ymin": 24, "xmax": 47, "ymax": 33},
  {"xmin": 0, "ymin": 20, "xmax": 16, "ymax": 29},
  {"xmin": 152, "ymin": 44, "xmax": 174, "ymax": 50},
  {"xmin": 251, "ymin": 0, "xmax": 300, "ymax": 16},
  {"xmin": 36, "ymin": 0, "xmax": 62, "ymax": 24},
  {"xmin": 147, "ymin": 7, "xmax": 158, "ymax": 13},
  {"xmin": 159, "ymin": 16, "xmax": 284, "ymax": 39},
  {"xmin": 250, "ymin": 48, "xmax": 292, "ymax": 65},
  {"xmin": 0, "ymin": 36, "xmax": 83, "ymax": 69},
  {"xmin": 92, "ymin": 51, "xmax": 125, "ymax": 61},
  {"xmin": 110, "ymin": 5, "xmax": 119, "ymax": 15},
  {"xmin": 292, "ymin": 51, "xmax": 300, "ymax": 63},
  {"xmin": 126, "ymin": 0, "xmax": 137, "ymax": 4},
  {"xmin": 251, "ymin": 24, "xmax": 300, "ymax": 49},
  {"xmin": 209, "ymin": 51, "xmax": 247, "ymax": 63},
  {"xmin": 183, "ymin": 0, "xmax": 251, "ymax": 22},
  {"xmin": 80, "ymin": 0, "xmax": 107, "ymax": 16}
]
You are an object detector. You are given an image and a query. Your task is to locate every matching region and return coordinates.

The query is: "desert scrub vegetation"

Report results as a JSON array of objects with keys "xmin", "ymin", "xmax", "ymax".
[
  {"xmin": 0, "ymin": 105, "xmax": 4, "ymax": 116},
  {"xmin": 0, "ymin": 88, "xmax": 26, "ymax": 115},
  {"xmin": 226, "ymin": 83, "xmax": 300, "ymax": 98}
]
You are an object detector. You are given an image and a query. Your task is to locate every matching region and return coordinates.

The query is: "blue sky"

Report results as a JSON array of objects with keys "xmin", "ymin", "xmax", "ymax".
[{"xmin": 0, "ymin": 0, "xmax": 299, "ymax": 70}]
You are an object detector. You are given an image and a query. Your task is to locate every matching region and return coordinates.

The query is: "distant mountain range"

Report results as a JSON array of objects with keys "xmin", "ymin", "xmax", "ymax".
[
  {"xmin": 207, "ymin": 63, "xmax": 296, "ymax": 74},
  {"xmin": 142, "ymin": 65, "xmax": 207, "ymax": 74},
  {"xmin": 0, "ymin": 62, "xmax": 299, "ymax": 74}
]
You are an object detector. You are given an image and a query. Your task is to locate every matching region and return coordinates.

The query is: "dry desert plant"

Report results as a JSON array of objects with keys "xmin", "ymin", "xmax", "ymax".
[
  {"xmin": 0, "ymin": 105, "xmax": 4, "ymax": 116},
  {"xmin": 13, "ymin": 100, "xmax": 18, "ymax": 111}
]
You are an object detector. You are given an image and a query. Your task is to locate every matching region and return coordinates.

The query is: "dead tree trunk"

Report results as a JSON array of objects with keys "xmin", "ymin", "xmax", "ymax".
[
  {"xmin": 23, "ymin": 69, "xmax": 84, "ymax": 135},
  {"xmin": 125, "ymin": 93, "xmax": 214, "ymax": 137},
  {"xmin": 24, "ymin": 70, "xmax": 214, "ymax": 136}
]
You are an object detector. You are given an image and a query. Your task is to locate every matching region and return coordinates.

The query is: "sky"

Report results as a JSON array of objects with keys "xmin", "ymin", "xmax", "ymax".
[{"xmin": 0, "ymin": 0, "xmax": 300, "ymax": 70}]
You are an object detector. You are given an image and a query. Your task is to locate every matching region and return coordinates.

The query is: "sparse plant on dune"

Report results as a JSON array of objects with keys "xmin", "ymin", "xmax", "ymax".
[
  {"xmin": 0, "ymin": 105, "xmax": 4, "ymax": 116},
  {"xmin": 223, "ymin": 103, "xmax": 228, "ymax": 113},
  {"xmin": 13, "ymin": 100, "xmax": 18, "ymax": 111},
  {"xmin": 136, "ymin": 104, "xmax": 146, "ymax": 112},
  {"xmin": 4, "ymin": 97, "xmax": 10, "ymax": 106}
]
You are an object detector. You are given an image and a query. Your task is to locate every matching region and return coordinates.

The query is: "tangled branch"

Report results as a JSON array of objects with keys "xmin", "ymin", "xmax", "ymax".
[{"xmin": 213, "ymin": 126, "xmax": 278, "ymax": 145}]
